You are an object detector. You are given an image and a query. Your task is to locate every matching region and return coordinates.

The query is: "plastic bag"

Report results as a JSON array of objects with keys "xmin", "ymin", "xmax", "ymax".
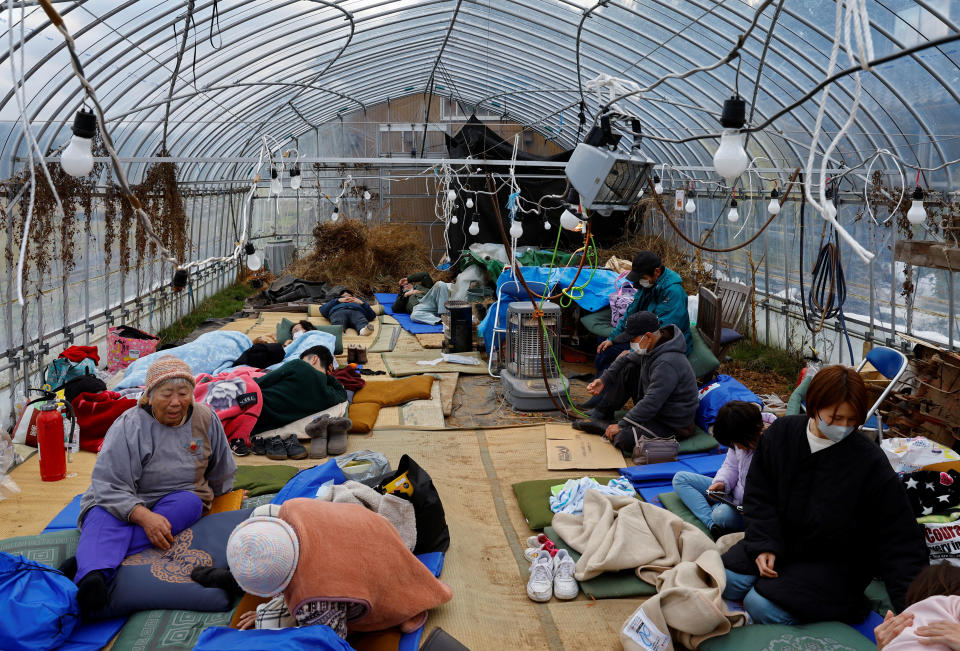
[
  {"xmin": 883, "ymin": 437, "xmax": 960, "ymax": 474},
  {"xmin": 0, "ymin": 431, "xmax": 21, "ymax": 502},
  {"xmin": 0, "ymin": 552, "xmax": 79, "ymax": 650},
  {"xmin": 336, "ymin": 449, "xmax": 390, "ymax": 486}
]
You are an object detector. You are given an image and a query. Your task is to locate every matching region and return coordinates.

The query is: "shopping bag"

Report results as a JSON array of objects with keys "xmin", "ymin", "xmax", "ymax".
[
  {"xmin": 609, "ymin": 272, "xmax": 637, "ymax": 326},
  {"xmin": 106, "ymin": 326, "xmax": 160, "ymax": 374}
]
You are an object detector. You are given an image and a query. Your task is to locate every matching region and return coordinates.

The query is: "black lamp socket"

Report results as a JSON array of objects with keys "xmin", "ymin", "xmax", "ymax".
[
  {"xmin": 720, "ymin": 96, "xmax": 747, "ymax": 130},
  {"xmin": 72, "ymin": 108, "xmax": 97, "ymax": 139}
]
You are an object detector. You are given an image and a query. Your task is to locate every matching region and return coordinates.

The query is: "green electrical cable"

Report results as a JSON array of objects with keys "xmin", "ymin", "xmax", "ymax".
[{"xmin": 541, "ymin": 318, "xmax": 590, "ymax": 419}]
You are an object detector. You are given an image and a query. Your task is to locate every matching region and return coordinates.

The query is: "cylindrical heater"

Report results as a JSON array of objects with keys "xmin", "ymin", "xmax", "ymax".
[
  {"xmin": 443, "ymin": 300, "xmax": 473, "ymax": 353},
  {"xmin": 500, "ymin": 301, "xmax": 569, "ymax": 411}
]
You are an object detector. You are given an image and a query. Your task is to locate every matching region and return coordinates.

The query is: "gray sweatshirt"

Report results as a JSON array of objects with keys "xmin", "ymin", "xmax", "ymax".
[{"xmin": 77, "ymin": 403, "xmax": 237, "ymax": 527}]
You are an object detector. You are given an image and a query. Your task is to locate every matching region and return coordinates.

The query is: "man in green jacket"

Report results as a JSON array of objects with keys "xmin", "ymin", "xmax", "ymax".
[
  {"xmin": 394, "ymin": 272, "xmax": 435, "ymax": 314},
  {"xmin": 595, "ymin": 250, "xmax": 692, "ymax": 377},
  {"xmin": 252, "ymin": 345, "xmax": 347, "ymax": 435}
]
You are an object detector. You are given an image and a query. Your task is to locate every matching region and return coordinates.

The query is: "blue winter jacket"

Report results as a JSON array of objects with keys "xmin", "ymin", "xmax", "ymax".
[{"xmin": 607, "ymin": 266, "xmax": 692, "ymax": 355}]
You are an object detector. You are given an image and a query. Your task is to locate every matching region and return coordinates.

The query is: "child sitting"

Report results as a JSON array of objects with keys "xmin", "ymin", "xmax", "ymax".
[
  {"xmin": 876, "ymin": 563, "xmax": 960, "ymax": 650},
  {"xmin": 671, "ymin": 401, "xmax": 765, "ymax": 538}
]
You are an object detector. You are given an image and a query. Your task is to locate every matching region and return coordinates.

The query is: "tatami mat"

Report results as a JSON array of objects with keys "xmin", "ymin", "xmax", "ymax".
[
  {"xmin": 218, "ymin": 310, "xmax": 396, "ymax": 354},
  {"xmin": 0, "ymin": 426, "xmax": 642, "ymax": 650}
]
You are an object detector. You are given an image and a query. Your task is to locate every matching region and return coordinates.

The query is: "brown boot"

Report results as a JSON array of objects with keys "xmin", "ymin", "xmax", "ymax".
[
  {"xmin": 355, "ymin": 346, "xmax": 368, "ymax": 365},
  {"xmin": 346, "ymin": 344, "xmax": 357, "ymax": 365}
]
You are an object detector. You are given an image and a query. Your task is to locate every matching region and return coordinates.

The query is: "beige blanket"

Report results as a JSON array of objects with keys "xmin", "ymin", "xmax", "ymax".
[{"xmin": 552, "ymin": 491, "xmax": 746, "ymax": 650}]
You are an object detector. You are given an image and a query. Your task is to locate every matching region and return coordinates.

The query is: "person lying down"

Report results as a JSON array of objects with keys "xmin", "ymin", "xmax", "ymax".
[{"xmin": 193, "ymin": 498, "xmax": 452, "ymax": 639}]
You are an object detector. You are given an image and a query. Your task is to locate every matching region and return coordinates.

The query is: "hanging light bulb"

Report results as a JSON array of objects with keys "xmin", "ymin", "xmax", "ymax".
[
  {"xmin": 653, "ymin": 174, "xmax": 663, "ymax": 195},
  {"xmin": 451, "ymin": 215, "xmax": 459, "ymax": 225},
  {"xmin": 243, "ymin": 242, "xmax": 262, "ymax": 271},
  {"xmin": 363, "ymin": 190, "xmax": 371, "ymax": 201},
  {"xmin": 468, "ymin": 221, "xmax": 480, "ymax": 236},
  {"xmin": 767, "ymin": 188, "xmax": 781, "ymax": 215},
  {"xmin": 713, "ymin": 96, "xmax": 749, "ymax": 184},
  {"xmin": 727, "ymin": 199, "xmax": 739, "ymax": 222},
  {"xmin": 61, "ymin": 108, "xmax": 97, "ymax": 177},
  {"xmin": 366, "ymin": 211, "xmax": 373, "ymax": 221},
  {"xmin": 907, "ymin": 186, "xmax": 926, "ymax": 224},
  {"xmin": 823, "ymin": 186, "xmax": 837, "ymax": 220},
  {"xmin": 270, "ymin": 166, "xmax": 282, "ymax": 196},
  {"xmin": 637, "ymin": 188, "xmax": 645, "ymax": 198},
  {"xmin": 466, "ymin": 197, "xmax": 474, "ymax": 209},
  {"xmin": 560, "ymin": 209, "xmax": 583, "ymax": 232},
  {"xmin": 543, "ymin": 219, "xmax": 552, "ymax": 230},
  {"xmin": 331, "ymin": 207, "xmax": 339, "ymax": 222},
  {"xmin": 446, "ymin": 189, "xmax": 457, "ymax": 202},
  {"xmin": 509, "ymin": 220, "xmax": 523, "ymax": 239},
  {"xmin": 685, "ymin": 198, "xmax": 696, "ymax": 214},
  {"xmin": 289, "ymin": 165, "xmax": 301, "ymax": 191}
]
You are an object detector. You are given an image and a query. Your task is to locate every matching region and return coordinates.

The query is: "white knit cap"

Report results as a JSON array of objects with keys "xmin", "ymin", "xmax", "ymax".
[{"xmin": 226, "ymin": 516, "xmax": 300, "ymax": 597}]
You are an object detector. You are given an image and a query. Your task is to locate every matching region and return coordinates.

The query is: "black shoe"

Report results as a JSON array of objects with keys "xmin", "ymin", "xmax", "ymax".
[
  {"xmin": 251, "ymin": 435, "xmax": 266, "ymax": 456},
  {"xmin": 191, "ymin": 566, "xmax": 243, "ymax": 597},
  {"xmin": 229, "ymin": 438, "xmax": 251, "ymax": 457},
  {"xmin": 572, "ymin": 419, "xmax": 607, "ymax": 435},
  {"xmin": 282, "ymin": 435, "xmax": 308, "ymax": 461},
  {"xmin": 710, "ymin": 524, "xmax": 736, "ymax": 540},
  {"xmin": 58, "ymin": 555, "xmax": 78, "ymax": 581},
  {"xmin": 265, "ymin": 435, "xmax": 287, "ymax": 460},
  {"xmin": 76, "ymin": 570, "xmax": 109, "ymax": 614}
]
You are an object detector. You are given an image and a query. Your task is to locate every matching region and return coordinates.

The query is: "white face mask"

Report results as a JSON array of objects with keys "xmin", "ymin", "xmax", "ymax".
[
  {"xmin": 630, "ymin": 341, "xmax": 649, "ymax": 355},
  {"xmin": 637, "ymin": 279, "xmax": 653, "ymax": 289},
  {"xmin": 292, "ymin": 329, "xmax": 304, "ymax": 339},
  {"xmin": 817, "ymin": 417, "xmax": 855, "ymax": 442}
]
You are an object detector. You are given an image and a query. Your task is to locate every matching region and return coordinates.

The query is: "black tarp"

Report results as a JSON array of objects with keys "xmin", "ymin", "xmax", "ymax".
[{"xmin": 443, "ymin": 117, "xmax": 634, "ymax": 266}]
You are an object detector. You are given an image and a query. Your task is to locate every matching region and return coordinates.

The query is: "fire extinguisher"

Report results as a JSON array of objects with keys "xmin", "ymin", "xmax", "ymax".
[{"xmin": 27, "ymin": 389, "xmax": 77, "ymax": 482}]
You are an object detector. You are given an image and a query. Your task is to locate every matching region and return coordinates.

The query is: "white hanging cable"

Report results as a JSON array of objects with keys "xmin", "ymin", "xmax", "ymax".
[
  {"xmin": 9, "ymin": 0, "xmax": 68, "ymax": 306},
  {"xmin": 803, "ymin": 0, "xmax": 875, "ymax": 263}
]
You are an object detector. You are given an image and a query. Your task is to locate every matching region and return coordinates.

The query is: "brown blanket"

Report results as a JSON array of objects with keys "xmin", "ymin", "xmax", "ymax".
[{"xmin": 280, "ymin": 498, "xmax": 452, "ymax": 633}]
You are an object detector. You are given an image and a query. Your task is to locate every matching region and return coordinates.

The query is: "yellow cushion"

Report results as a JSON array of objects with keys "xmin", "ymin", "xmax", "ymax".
[
  {"xmin": 229, "ymin": 593, "xmax": 271, "ymax": 628},
  {"xmin": 349, "ymin": 402, "xmax": 381, "ymax": 433},
  {"xmin": 207, "ymin": 489, "xmax": 245, "ymax": 515},
  {"xmin": 352, "ymin": 376, "xmax": 435, "ymax": 407}
]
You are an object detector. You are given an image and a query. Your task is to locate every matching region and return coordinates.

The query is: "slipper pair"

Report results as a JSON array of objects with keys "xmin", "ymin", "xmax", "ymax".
[{"xmin": 305, "ymin": 414, "xmax": 353, "ymax": 458}]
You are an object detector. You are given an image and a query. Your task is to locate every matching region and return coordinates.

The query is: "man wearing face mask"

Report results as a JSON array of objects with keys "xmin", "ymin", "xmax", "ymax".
[
  {"xmin": 594, "ymin": 251, "xmax": 692, "ymax": 378},
  {"xmin": 574, "ymin": 311, "xmax": 698, "ymax": 450}
]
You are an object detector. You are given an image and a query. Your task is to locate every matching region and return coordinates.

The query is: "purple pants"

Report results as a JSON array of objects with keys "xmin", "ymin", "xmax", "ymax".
[{"xmin": 75, "ymin": 490, "xmax": 203, "ymax": 583}]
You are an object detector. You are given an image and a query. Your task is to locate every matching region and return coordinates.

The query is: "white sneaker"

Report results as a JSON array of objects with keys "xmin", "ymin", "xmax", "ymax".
[
  {"xmin": 527, "ymin": 550, "xmax": 554, "ymax": 602},
  {"xmin": 524, "ymin": 544, "xmax": 555, "ymax": 563},
  {"xmin": 552, "ymin": 549, "xmax": 578, "ymax": 600},
  {"xmin": 359, "ymin": 324, "xmax": 374, "ymax": 336}
]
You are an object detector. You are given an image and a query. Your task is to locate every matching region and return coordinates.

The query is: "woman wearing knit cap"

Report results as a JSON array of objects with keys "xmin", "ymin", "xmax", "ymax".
[{"xmin": 62, "ymin": 356, "xmax": 237, "ymax": 615}]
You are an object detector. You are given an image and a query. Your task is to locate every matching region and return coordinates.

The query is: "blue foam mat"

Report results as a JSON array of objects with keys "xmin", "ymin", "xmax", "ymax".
[
  {"xmin": 636, "ymin": 482, "xmax": 674, "ymax": 507},
  {"xmin": 374, "ymin": 292, "xmax": 443, "ymax": 334},
  {"xmin": 43, "ymin": 493, "xmax": 84, "ymax": 533},
  {"xmin": 620, "ymin": 454, "xmax": 725, "ymax": 485},
  {"xmin": 398, "ymin": 552, "xmax": 446, "ymax": 651}
]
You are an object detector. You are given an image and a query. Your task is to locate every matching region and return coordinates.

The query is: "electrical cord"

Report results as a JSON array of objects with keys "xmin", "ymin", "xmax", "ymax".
[
  {"xmin": 648, "ymin": 168, "xmax": 800, "ymax": 253},
  {"xmin": 797, "ymin": 176, "xmax": 856, "ymax": 364}
]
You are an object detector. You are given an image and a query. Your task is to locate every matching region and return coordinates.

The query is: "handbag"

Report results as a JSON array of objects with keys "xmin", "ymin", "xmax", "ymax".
[
  {"xmin": 106, "ymin": 326, "xmax": 160, "ymax": 374},
  {"xmin": 376, "ymin": 455, "xmax": 450, "ymax": 555},
  {"xmin": 627, "ymin": 419, "xmax": 678, "ymax": 465},
  {"xmin": 609, "ymin": 272, "xmax": 637, "ymax": 326}
]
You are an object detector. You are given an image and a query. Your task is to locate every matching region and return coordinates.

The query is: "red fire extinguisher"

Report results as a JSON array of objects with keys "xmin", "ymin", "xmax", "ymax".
[{"xmin": 28, "ymin": 389, "xmax": 77, "ymax": 483}]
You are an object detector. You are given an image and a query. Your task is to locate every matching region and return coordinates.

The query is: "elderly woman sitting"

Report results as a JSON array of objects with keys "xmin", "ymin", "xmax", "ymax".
[{"xmin": 66, "ymin": 356, "xmax": 237, "ymax": 614}]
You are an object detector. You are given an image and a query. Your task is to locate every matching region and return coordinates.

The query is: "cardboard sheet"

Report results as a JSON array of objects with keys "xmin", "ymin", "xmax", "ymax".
[{"xmin": 545, "ymin": 423, "xmax": 627, "ymax": 470}]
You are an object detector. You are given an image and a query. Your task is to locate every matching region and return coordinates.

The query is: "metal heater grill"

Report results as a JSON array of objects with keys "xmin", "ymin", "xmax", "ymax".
[{"xmin": 505, "ymin": 301, "xmax": 561, "ymax": 378}]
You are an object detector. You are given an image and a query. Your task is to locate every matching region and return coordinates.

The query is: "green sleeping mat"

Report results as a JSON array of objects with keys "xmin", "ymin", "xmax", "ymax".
[{"xmin": 543, "ymin": 525, "xmax": 656, "ymax": 598}]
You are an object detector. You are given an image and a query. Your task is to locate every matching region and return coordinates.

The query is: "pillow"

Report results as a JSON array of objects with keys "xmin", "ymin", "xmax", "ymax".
[
  {"xmin": 349, "ymin": 402, "xmax": 381, "ymax": 433},
  {"xmin": 276, "ymin": 318, "xmax": 344, "ymax": 354},
  {"xmin": 657, "ymin": 491, "xmax": 711, "ymax": 536},
  {"xmin": 234, "ymin": 465, "xmax": 300, "ymax": 497},
  {"xmin": 679, "ymin": 427, "xmax": 719, "ymax": 454},
  {"xmin": 513, "ymin": 477, "xmax": 610, "ymax": 530},
  {"xmin": 207, "ymin": 490, "xmax": 245, "ymax": 515},
  {"xmin": 689, "ymin": 326, "xmax": 720, "ymax": 379},
  {"xmin": 90, "ymin": 509, "xmax": 253, "ymax": 619},
  {"xmin": 276, "ymin": 318, "xmax": 296, "ymax": 344},
  {"xmin": 580, "ymin": 308, "xmax": 615, "ymax": 338},
  {"xmin": 352, "ymin": 376, "xmax": 434, "ymax": 407},
  {"xmin": 698, "ymin": 622, "xmax": 875, "ymax": 650}
]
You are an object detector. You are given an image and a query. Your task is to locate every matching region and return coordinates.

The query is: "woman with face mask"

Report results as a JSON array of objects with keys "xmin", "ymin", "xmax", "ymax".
[{"xmin": 720, "ymin": 365, "xmax": 928, "ymax": 627}]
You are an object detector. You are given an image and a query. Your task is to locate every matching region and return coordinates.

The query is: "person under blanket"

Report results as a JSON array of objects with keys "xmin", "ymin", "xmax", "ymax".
[
  {"xmin": 876, "ymin": 564, "xmax": 960, "ymax": 650},
  {"xmin": 282, "ymin": 320, "xmax": 315, "ymax": 346},
  {"xmin": 394, "ymin": 272, "xmax": 436, "ymax": 314},
  {"xmin": 672, "ymin": 401, "xmax": 766, "ymax": 538},
  {"xmin": 721, "ymin": 365, "xmax": 928, "ymax": 626},
  {"xmin": 593, "ymin": 250, "xmax": 692, "ymax": 379},
  {"xmin": 212, "ymin": 500, "xmax": 451, "ymax": 638},
  {"xmin": 574, "ymin": 311, "xmax": 698, "ymax": 448},
  {"xmin": 319, "ymin": 290, "xmax": 376, "ymax": 336},
  {"xmin": 252, "ymin": 345, "xmax": 346, "ymax": 436},
  {"xmin": 62, "ymin": 356, "xmax": 237, "ymax": 616}
]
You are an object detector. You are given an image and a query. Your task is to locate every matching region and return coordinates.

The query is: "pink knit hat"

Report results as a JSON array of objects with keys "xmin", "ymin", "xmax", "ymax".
[{"xmin": 144, "ymin": 356, "xmax": 195, "ymax": 395}]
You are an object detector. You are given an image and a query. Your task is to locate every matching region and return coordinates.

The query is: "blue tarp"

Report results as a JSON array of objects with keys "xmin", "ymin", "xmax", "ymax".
[{"xmin": 374, "ymin": 292, "xmax": 444, "ymax": 335}]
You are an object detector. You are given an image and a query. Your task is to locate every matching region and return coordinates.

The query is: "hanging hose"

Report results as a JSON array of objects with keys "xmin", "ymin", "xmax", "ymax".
[{"xmin": 798, "ymin": 176, "xmax": 855, "ymax": 364}]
